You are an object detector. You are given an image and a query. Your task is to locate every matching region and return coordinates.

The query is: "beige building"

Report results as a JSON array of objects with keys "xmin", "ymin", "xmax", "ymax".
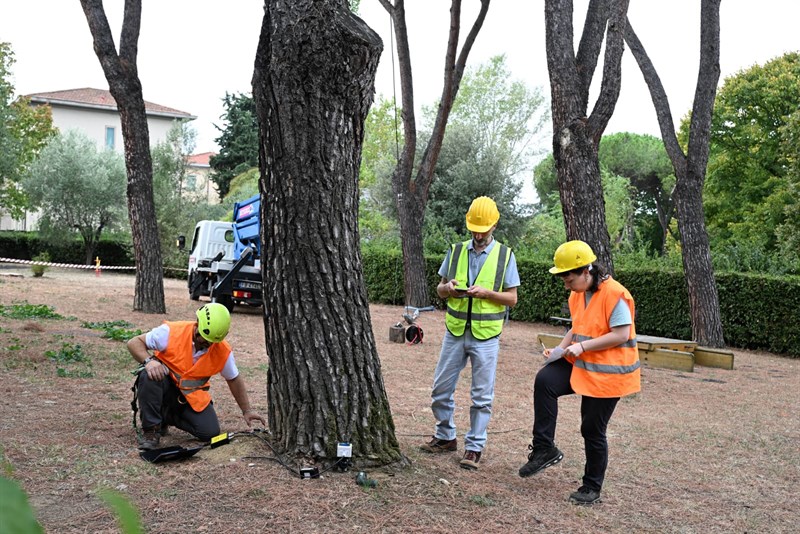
[
  {"xmin": 1, "ymin": 87, "xmax": 212, "ymax": 229},
  {"xmin": 185, "ymin": 152, "xmax": 220, "ymax": 205}
]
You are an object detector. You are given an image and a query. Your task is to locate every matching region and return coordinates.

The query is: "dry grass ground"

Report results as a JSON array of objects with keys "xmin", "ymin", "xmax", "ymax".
[{"xmin": 0, "ymin": 266, "xmax": 798, "ymax": 533}]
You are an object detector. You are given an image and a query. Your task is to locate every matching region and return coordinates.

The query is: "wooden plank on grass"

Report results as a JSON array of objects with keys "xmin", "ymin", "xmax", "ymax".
[
  {"xmin": 637, "ymin": 334, "xmax": 697, "ymax": 354},
  {"xmin": 693, "ymin": 347, "xmax": 734, "ymax": 370},
  {"xmin": 640, "ymin": 348, "xmax": 694, "ymax": 372}
]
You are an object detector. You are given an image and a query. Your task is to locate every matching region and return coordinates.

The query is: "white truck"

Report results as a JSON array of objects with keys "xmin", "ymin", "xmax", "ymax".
[{"xmin": 180, "ymin": 194, "xmax": 262, "ymax": 312}]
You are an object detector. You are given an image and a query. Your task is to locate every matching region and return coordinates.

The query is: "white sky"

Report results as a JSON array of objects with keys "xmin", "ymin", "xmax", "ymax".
[{"xmin": 2, "ymin": 1, "xmax": 798, "ymax": 155}]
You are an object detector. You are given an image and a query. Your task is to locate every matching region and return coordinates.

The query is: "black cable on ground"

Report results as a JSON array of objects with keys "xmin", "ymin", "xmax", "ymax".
[{"xmin": 234, "ymin": 429, "xmax": 346, "ymax": 479}]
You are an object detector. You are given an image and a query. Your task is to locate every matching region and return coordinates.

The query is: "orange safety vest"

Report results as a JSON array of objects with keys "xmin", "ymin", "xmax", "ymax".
[
  {"xmin": 566, "ymin": 277, "xmax": 641, "ymax": 398},
  {"xmin": 154, "ymin": 321, "xmax": 232, "ymax": 412}
]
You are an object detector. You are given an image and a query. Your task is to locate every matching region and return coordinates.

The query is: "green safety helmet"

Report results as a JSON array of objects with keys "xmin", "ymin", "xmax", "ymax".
[{"xmin": 196, "ymin": 303, "xmax": 231, "ymax": 343}]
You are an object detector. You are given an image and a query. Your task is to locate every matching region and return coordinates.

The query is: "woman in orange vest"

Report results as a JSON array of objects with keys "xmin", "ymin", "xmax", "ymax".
[
  {"xmin": 128, "ymin": 303, "xmax": 266, "ymax": 450},
  {"xmin": 518, "ymin": 241, "xmax": 640, "ymax": 505}
]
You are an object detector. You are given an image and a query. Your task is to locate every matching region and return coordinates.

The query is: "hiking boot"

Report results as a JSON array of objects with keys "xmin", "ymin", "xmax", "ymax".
[
  {"xmin": 459, "ymin": 450, "xmax": 481, "ymax": 470},
  {"xmin": 518, "ymin": 443, "xmax": 563, "ymax": 478},
  {"xmin": 137, "ymin": 426, "xmax": 161, "ymax": 450},
  {"xmin": 569, "ymin": 486, "xmax": 601, "ymax": 505},
  {"xmin": 420, "ymin": 436, "xmax": 457, "ymax": 453}
]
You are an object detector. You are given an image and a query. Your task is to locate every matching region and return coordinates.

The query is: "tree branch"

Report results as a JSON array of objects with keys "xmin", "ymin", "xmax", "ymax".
[
  {"xmin": 686, "ymin": 0, "xmax": 721, "ymax": 176},
  {"xmin": 586, "ymin": 0, "xmax": 629, "ymax": 142},
  {"xmin": 118, "ymin": 0, "xmax": 142, "ymax": 68},
  {"xmin": 381, "ymin": 0, "xmax": 417, "ymax": 189},
  {"xmin": 624, "ymin": 20, "xmax": 686, "ymax": 174},
  {"xmin": 417, "ymin": 0, "xmax": 490, "ymax": 191},
  {"xmin": 575, "ymin": 0, "xmax": 611, "ymax": 109},
  {"xmin": 544, "ymin": 0, "xmax": 582, "ymax": 126},
  {"xmin": 80, "ymin": 0, "xmax": 123, "ymax": 80},
  {"xmin": 376, "ymin": 0, "xmax": 394, "ymax": 16}
]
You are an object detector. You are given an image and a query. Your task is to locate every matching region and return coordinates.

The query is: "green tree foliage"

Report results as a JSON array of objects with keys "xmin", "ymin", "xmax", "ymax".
[
  {"xmin": 360, "ymin": 96, "xmax": 401, "ymax": 190},
  {"xmin": 152, "ymin": 123, "xmax": 227, "ymax": 269},
  {"xmin": 697, "ymin": 52, "xmax": 800, "ymax": 272},
  {"xmin": 210, "ymin": 92, "xmax": 259, "ymax": 199},
  {"xmin": 533, "ymin": 154, "xmax": 558, "ymax": 212},
  {"xmin": 426, "ymin": 125, "xmax": 529, "ymax": 249},
  {"xmin": 535, "ymin": 134, "xmax": 675, "ymax": 256},
  {"xmin": 23, "ymin": 130, "xmax": 127, "ymax": 264},
  {"xmin": 424, "ymin": 55, "xmax": 548, "ymax": 251},
  {"xmin": 446, "ymin": 55, "xmax": 548, "ymax": 179},
  {"xmin": 775, "ymin": 109, "xmax": 800, "ymax": 270},
  {"xmin": 0, "ymin": 42, "xmax": 57, "ymax": 217},
  {"xmin": 598, "ymin": 133, "xmax": 675, "ymax": 254},
  {"xmin": 223, "ymin": 167, "xmax": 260, "ymax": 207},
  {"xmin": 358, "ymin": 95, "xmax": 402, "ymax": 247}
]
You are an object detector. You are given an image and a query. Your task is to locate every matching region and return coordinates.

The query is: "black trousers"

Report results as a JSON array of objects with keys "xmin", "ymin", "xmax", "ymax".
[
  {"xmin": 532, "ymin": 358, "xmax": 619, "ymax": 491},
  {"xmin": 136, "ymin": 371, "xmax": 220, "ymax": 441}
]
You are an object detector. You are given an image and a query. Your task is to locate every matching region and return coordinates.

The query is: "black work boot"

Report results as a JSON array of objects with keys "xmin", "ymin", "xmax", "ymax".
[
  {"xmin": 137, "ymin": 426, "xmax": 161, "ymax": 450},
  {"xmin": 518, "ymin": 442, "xmax": 564, "ymax": 478},
  {"xmin": 569, "ymin": 486, "xmax": 601, "ymax": 505}
]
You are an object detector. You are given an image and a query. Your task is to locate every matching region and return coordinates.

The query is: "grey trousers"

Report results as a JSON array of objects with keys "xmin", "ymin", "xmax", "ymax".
[{"xmin": 136, "ymin": 371, "xmax": 220, "ymax": 441}]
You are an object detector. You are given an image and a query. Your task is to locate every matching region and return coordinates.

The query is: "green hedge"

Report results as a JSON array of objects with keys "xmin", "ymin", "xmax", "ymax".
[
  {"xmin": 0, "ymin": 231, "xmax": 133, "ymax": 266},
  {"xmin": 361, "ymin": 248, "xmax": 800, "ymax": 358}
]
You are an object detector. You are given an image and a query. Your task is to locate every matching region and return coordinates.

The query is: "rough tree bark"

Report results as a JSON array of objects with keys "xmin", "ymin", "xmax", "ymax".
[
  {"xmin": 379, "ymin": 0, "xmax": 490, "ymax": 307},
  {"xmin": 545, "ymin": 0, "xmax": 629, "ymax": 273},
  {"xmin": 252, "ymin": 0, "xmax": 403, "ymax": 465},
  {"xmin": 80, "ymin": 0, "xmax": 165, "ymax": 313},
  {"xmin": 625, "ymin": 0, "xmax": 725, "ymax": 346}
]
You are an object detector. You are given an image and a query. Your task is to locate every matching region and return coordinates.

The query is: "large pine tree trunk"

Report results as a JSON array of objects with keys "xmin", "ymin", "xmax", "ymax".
[
  {"xmin": 674, "ymin": 167, "xmax": 724, "ymax": 345},
  {"xmin": 394, "ymin": 166, "xmax": 429, "ymax": 306},
  {"xmin": 545, "ymin": 0, "xmax": 630, "ymax": 274},
  {"xmin": 381, "ymin": 0, "xmax": 490, "ymax": 307},
  {"xmin": 552, "ymin": 119, "xmax": 614, "ymax": 271},
  {"xmin": 116, "ymin": 94, "xmax": 166, "ymax": 313},
  {"xmin": 80, "ymin": 0, "xmax": 165, "ymax": 313},
  {"xmin": 253, "ymin": 0, "xmax": 402, "ymax": 465},
  {"xmin": 624, "ymin": 0, "xmax": 725, "ymax": 346}
]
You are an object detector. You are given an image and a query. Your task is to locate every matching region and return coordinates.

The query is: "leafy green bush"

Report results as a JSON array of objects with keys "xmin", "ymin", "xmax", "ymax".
[
  {"xmin": 81, "ymin": 320, "xmax": 142, "ymax": 341},
  {"xmin": 30, "ymin": 251, "xmax": 50, "ymax": 277},
  {"xmin": 0, "ymin": 302, "xmax": 62, "ymax": 319}
]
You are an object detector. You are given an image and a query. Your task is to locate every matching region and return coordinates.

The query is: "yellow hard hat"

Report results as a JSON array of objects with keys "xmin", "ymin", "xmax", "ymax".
[
  {"xmin": 465, "ymin": 196, "xmax": 500, "ymax": 233},
  {"xmin": 196, "ymin": 303, "xmax": 231, "ymax": 343},
  {"xmin": 549, "ymin": 240, "xmax": 597, "ymax": 274}
]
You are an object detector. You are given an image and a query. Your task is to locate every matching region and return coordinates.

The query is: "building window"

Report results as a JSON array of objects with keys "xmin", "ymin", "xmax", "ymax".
[
  {"xmin": 186, "ymin": 174, "xmax": 197, "ymax": 191},
  {"xmin": 105, "ymin": 127, "xmax": 115, "ymax": 150}
]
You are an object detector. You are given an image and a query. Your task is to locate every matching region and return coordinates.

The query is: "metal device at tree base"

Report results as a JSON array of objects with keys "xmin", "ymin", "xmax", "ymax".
[{"xmin": 401, "ymin": 306, "xmax": 435, "ymax": 345}]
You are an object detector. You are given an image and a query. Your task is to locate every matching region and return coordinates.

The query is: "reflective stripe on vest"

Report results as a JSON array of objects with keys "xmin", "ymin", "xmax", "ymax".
[
  {"xmin": 574, "ymin": 358, "xmax": 641, "ymax": 374},
  {"xmin": 445, "ymin": 240, "xmax": 510, "ymax": 340},
  {"xmin": 169, "ymin": 370, "xmax": 212, "ymax": 394}
]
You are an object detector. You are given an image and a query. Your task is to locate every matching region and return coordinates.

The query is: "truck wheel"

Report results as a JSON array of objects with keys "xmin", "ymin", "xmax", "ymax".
[
  {"xmin": 216, "ymin": 294, "xmax": 234, "ymax": 313},
  {"xmin": 188, "ymin": 274, "xmax": 202, "ymax": 301}
]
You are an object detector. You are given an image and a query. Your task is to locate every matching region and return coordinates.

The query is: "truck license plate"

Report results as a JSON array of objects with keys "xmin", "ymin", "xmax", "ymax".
[{"xmin": 238, "ymin": 281, "xmax": 260, "ymax": 290}]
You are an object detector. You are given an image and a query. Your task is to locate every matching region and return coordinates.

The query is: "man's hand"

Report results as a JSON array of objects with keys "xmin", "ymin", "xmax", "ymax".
[
  {"xmin": 243, "ymin": 409, "xmax": 266, "ymax": 428},
  {"xmin": 145, "ymin": 359, "xmax": 169, "ymax": 381}
]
